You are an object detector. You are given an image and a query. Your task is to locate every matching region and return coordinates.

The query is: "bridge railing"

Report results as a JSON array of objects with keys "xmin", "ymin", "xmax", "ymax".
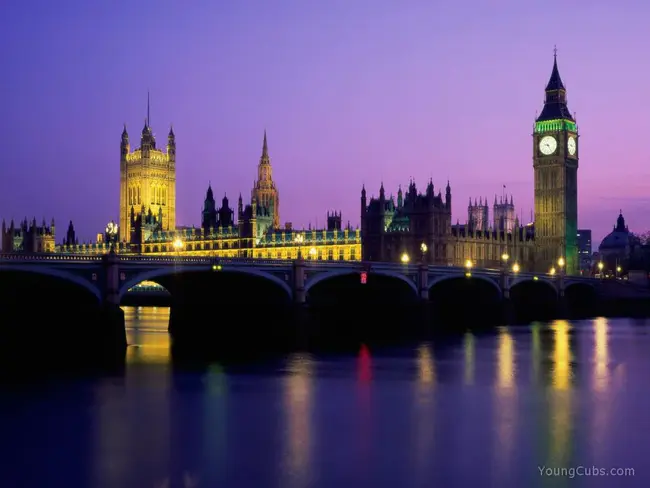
[{"xmin": 0, "ymin": 253, "xmax": 104, "ymax": 263}]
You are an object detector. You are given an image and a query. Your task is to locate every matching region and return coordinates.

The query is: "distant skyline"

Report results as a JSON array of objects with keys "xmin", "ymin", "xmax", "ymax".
[{"xmin": 1, "ymin": 0, "xmax": 649, "ymax": 246}]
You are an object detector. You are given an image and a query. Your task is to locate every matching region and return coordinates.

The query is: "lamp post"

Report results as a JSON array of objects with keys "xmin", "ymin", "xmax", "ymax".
[
  {"xmin": 597, "ymin": 261, "xmax": 604, "ymax": 279},
  {"xmin": 173, "ymin": 237, "xmax": 184, "ymax": 258},
  {"xmin": 401, "ymin": 252, "xmax": 410, "ymax": 264},
  {"xmin": 420, "ymin": 242, "xmax": 428, "ymax": 264},
  {"xmin": 294, "ymin": 233, "xmax": 304, "ymax": 260},
  {"xmin": 465, "ymin": 259, "xmax": 473, "ymax": 277},
  {"xmin": 512, "ymin": 262, "xmax": 520, "ymax": 274},
  {"xmin": 500, "ymin": 253, "xmax": 510, "ymax": 297},
  {"xmin": 105, "ymin": 221, "xmax": 118, "ymax": 253},
  {"xmin": 557, "ymin": 257, "xmax": 566, "ymax": 297}
]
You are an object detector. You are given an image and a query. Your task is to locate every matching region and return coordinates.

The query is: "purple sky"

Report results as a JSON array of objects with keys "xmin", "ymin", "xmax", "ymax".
[{"xmin": 1, "ymin": 0, "xmax": 649, "ymax": 247}]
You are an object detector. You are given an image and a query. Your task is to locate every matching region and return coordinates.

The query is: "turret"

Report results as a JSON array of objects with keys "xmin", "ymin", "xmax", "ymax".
[
  {"xmin": 361, "ymin": 184, "xmax": 367, "ymax": 215},
  {"xmin": 379, "ymin": 182, "xmax": 385, "ymax": 202},
  {"xmin": 445, "ymin": 180, "xmax": 451, "ymax": 209},
  {"xmin": 397, "ymin": 185, "xmax": 403, "ymax": 208},
  {"xmin": 121, "ymin": 124, "xmax": 129, "ymax": 158},
  {"xmin": 167, "ymin": 125, "xmax": 176, "ymax": 162},
  {"xmin": 237, "ymin": 193, "xmax": 244, "ymax": 221}
]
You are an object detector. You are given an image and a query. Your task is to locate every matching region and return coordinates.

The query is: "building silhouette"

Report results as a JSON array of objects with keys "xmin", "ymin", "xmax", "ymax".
[
  {"xmin": 119, "ymin": 94, "xmax": 176, "ymax": 242},
  {"xmin": 362, "ymin": 52, "xmax": 578, "ymax": 272}
]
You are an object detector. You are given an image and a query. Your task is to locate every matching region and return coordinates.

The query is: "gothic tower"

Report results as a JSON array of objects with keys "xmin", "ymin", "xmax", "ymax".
[
  {"xmin": 119, "ymin": 94, "xmax": 176, "ymax": 242},
  {"xmin": 533, "ymin": 50, "xmax": 579, "ymax": 274},
  {"xmin": 251, "ymin": 130, "xmax": 280, "ymax": 229}
]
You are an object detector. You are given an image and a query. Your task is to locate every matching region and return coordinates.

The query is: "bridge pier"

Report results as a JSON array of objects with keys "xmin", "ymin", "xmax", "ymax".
[{"xmin": 99, "ymin": 250, "xmax": 127, "ymax": 354}]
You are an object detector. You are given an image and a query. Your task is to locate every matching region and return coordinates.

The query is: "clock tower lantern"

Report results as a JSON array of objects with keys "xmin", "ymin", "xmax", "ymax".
[{"xmin": 533, "ymin": 50, "xmax": 579, "ymax": 275}]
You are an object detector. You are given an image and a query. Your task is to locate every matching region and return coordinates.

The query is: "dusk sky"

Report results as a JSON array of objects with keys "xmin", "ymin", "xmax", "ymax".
[{"xmin": 1, "ymin": 0, "xmax": 649, "ymax": 246}]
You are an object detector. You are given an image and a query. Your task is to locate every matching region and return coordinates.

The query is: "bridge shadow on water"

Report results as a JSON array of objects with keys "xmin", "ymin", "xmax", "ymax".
[
  {"xmin": 304, "ymin": 272, "xmax": 424, "ymax": 349},
  {"xmin": 0, "ymin": 270, "xmax": 123, "ymax": 372}
]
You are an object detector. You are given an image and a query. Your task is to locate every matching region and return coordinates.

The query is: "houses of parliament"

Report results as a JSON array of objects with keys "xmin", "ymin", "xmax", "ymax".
[{"xmin": 1, "ymin": 51, "xmax": 579, "ymax": 274}]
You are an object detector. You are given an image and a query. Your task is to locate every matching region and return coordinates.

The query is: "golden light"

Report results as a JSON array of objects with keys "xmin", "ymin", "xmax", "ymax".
[
  {"xmin": 558, "ymin": 257, "xmax": 565, "ymax": 268},
  {"xmin": 465, "ymin": 259, "xmax": 473, "ymax": 269},
  {"xmin": 616, "ymin": 266, "xmax": 622, "ymax": 273},
  {"xmin": 401, "ymin": 252, "xmax": 410, "ymax": 263},
  {"xmin": 420, "ymin": 243, "xmax": 428, "ymax": 253},
  {"xmin": 173, "ymin": 238, "xmax": 183, "ymax": 250},
  {"xmin": 294, "ymin": 234, "xmax": 304, "ymax": 244},
  {"xmin": 501, "ymin": 253, "xmax": 509, "ymax": 262},
  {"xmin": 550, "ymin": 267, "xmax": 556, "ymax": 276},
  {"xmin": 512, "ymin": 263, "xmax": 520, "ymax": 273},
  {"xmin": 308, "ymin": 247, "xmax": 317, "ymax": 257},
  {"xmin": 597, "ymin": 262, "xmax": 604, "ymax": 271}
]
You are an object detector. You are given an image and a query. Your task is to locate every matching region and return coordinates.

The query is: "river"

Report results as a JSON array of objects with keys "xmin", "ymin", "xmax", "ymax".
[{"xmin": 0, "ymin": 306, "xmax": 647, "ymax": 487}]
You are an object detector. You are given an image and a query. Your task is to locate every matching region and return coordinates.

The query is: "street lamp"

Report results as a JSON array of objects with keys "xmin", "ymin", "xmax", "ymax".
[
  {"xmin": 401, "ymin": 252, "xmax": 410, "ymax": 264},
  {"xmin": 550, "ymin": 267, "xmax": 556, "ymax": 276},
  {"xmin": 501, "ymin": 253, "xmax": 509, "ymax": 263},
  {"xmin": 558, "ymin": 257, "xmax": 565, "ymax": 270},
  {"xmin": 173, "ymin": 238, "xmax": 184, "ymax": 258},
  {"xmin": 616, "ymin": 265, "xmax": 622, "ymax": 279},
  {"xmin": 294, "ymin": 233, "xmax": 304, "ymax": 259},
  {"xmin": 420, "ymin": 243, "xmax": 428, "ymax": 263},
  {"xmin": 512, "ymin": 263, "xmax": 520, "ymax": 273},
  {"xmin": 465, "ymin": 259, "xmax": 473, "ymax": 270},
  {"xmin": 597, "ymin": 261, "xmax": 604, "ymax": 278}
]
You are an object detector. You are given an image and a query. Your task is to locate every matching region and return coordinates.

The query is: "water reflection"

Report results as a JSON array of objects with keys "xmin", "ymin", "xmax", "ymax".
[
  {"xmin": 91, "ymin": 306, "xmax": 173, "ymax": 488},
  {"xmin": 493, "ymin": 328, "xmax": 518, "ymax": 478},
  {"xmin": 463, "ymin": 332, "xmax": 475, "ymax": 386},
  {"xmin": 413, "ymin": 343, "xmax": 435, "ymax": 485},
  {"xmin": 123, "ymin": 306, "xmax": 171, "ymax": 365},
  {"xmin": 531, "ymin": 323, "xmax": 541, "ymax": 385},
  {"xmin": 283, "ymin": 352, "xmax": 315, "ymax": 488},
  {"xmin": 357, "ymin": 345, "xmax": 373, "ymax": 474},
  {"xmin": 203, "ymin": 363, "xmax": 228, "ymax": 484},
  {"xmin": 551, "ymin": 320, "xmax": 572, "ymax": 391},
  {"xmin": 496, "ymin": 327, "xmax": 515, "ymax": 389},
  {"xmin": 547, "ymin": 320, "xmax": 573, "ymax": 469},
  {"xmin": 591, "ymin": 317, "xmax": 613, "ymax": 463},
  {"xmin": 593, "ymin": 317, "xmax": 609, "ymax": 392}
]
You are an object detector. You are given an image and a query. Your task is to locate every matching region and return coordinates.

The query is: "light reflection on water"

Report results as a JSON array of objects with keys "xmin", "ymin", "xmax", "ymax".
[{"xmin": 1, "ymin": 308, "xmax": 650, "ymax": 487}]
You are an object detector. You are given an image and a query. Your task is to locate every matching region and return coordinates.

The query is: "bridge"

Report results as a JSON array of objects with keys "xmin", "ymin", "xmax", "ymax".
[
  {"xmin": 1, "ymin": 251, "xmax": 648, "ymax": 357},
  {"xmin": 0, "ymin": 251, "xmax": 602, "ymax": 305}
]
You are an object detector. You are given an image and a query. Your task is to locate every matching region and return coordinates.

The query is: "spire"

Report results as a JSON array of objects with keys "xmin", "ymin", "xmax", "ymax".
[
  {"xmin": 536, "ymin": 47, "xmax": 573, "ymax": 122},
  {"xmin": 545, "ymin": 46, "xmax": 565, "ymax": 91},
  {"xmin": 261, "ymin": 129, "xmax": 269, "ymax": 160},
  {"xmin": 147, "ymin": 90, "xmax": 151, "ymax": 127}
]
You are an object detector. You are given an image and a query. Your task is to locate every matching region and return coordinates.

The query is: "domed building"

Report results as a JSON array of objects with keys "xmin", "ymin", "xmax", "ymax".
[{"xmin": 598, "ymin": 212, "xmax": 635, "ymax": 272}]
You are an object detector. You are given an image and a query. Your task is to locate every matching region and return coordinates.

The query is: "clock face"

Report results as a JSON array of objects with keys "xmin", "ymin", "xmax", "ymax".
[
  {"xmin": 539, "ymin": 135, "xmax": 557, "ymax": 155},
  {"xmin": 567, "ymin": 136, "xmax": 577, "ymax": 156},
  {"xmin": 106, "ymin": 222, "xmax": 117, "ymax": 235}
]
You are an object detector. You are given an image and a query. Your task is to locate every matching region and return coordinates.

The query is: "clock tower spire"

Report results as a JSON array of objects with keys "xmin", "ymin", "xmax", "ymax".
[{"xmin": 533, "ymin": 49, "xmax": 579, "ymax": 275}]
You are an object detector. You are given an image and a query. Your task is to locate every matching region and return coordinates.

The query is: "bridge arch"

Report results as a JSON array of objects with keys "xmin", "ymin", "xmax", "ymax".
[
  {"xmin": 118, "ymin": 265, "xmax": 292, "ymax": 301},
  {"xmin": 427, "ymin": 273, "xmax": 503, "ymax": 299},
  {"xmin": 510, "ymin": 277, "xmax": 558, "ymax": 296},
  {"xmin": 304, "ymin": 269, "xmax": 418, "ymax": 296},
  {"xmin": 0, "ymin": 265, "xmax": 101, "ymax": 302}
]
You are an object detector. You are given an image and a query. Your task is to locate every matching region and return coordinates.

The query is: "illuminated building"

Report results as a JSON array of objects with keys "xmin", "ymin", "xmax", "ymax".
[
  {"xmin": 533, "ymin": 51, "xmax": 579, "ymax": 275},
  {"xmin": 119, "ymin": 94, "xmax": 176, "ymax": 243},
  {"xmin": 129, "ymin": 132, "xmax": 360, "ymax": 260},
  {"xmin": 1, "ymin": 218, "xmax": 55, "ymax": 252},
  {"xmin": 252, "ymin": 131, "xmax": 280, "ymax": 229},
  {"xmin": 577, "ymin": 229, "xmax": 592, "ymax": 273}
]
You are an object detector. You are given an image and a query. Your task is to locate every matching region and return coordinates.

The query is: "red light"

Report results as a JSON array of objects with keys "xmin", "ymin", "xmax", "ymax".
[{"xmin": 360, "ymin": 271, "xmax": 367, "ymax": 284}]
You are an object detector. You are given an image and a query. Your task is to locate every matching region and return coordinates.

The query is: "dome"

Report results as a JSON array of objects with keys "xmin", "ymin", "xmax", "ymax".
[{"xmin": 599, "ymin": 212, "xmax": 631, "ymax": 251}]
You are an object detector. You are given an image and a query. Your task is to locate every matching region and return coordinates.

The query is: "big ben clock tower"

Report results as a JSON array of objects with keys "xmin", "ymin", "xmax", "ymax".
[{"xmin": 533, "ymin": 49, "xmax": 579, "ymax": 275}]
